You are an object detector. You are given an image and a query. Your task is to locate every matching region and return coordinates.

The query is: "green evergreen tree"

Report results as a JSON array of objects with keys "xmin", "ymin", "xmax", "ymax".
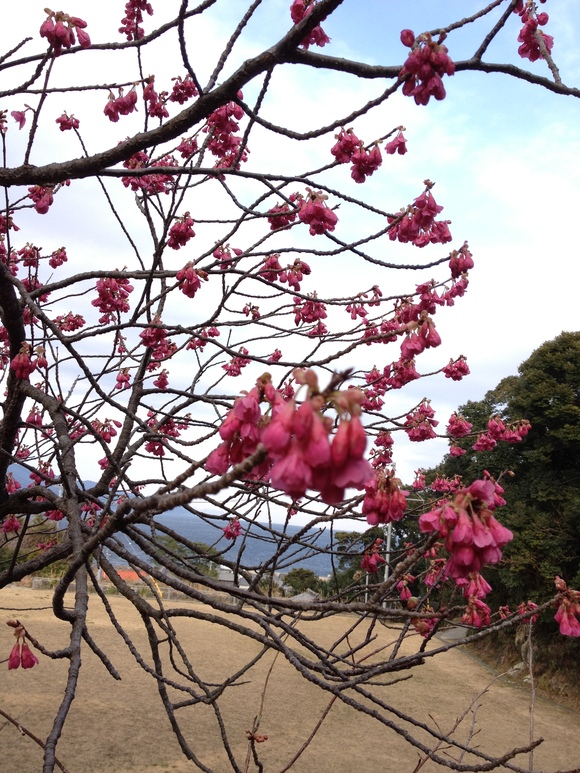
[
  {"xmin": 434, "ymin": 331, "xmax": 580, "ymax": 605},
  {"xmin": 284, "ymin": 567, "xmax": 320, "ymax": 595}
]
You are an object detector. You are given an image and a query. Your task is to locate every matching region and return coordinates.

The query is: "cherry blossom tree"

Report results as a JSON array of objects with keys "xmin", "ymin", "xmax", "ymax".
[{"xmin": 1, "ymin": 2, "xmax": 579, "ymax": 771}]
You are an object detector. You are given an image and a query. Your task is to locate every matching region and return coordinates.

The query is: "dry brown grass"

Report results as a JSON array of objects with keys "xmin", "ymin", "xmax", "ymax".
[{"xmin": 2, "ymin": 586, "xmax": 579, "ymax": 773}]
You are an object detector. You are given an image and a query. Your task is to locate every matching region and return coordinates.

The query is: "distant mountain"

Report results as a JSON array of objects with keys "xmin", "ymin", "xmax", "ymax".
[
  {"xmin": 9, "ymin": 464, "xmax": 37, "ymax": 488},
  {"xmin": 8, "ymin": 466, "xmax": 334, "ymax": 576},
  {"xmin": 152, "ymin": 510, "xmax": 334, "ymax": 576}
]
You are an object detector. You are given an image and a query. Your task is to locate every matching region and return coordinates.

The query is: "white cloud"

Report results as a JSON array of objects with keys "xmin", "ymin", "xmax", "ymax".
[{"xmin": 3, "ymin": 1, "xmax": 579, "ymax": 505}]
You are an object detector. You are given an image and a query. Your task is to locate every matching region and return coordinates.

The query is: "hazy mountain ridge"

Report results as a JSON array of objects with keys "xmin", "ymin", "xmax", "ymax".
[{"xmin": 9, "ymin": 466, "xmax": 333, "ymax": 575}]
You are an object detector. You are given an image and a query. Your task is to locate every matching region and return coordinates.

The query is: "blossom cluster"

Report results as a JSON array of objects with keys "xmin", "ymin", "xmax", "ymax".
[
  {"xmin": 404, "ymin": 399, "xmax": 438, "ymax": 442},
  {"xmin": 141, "ymin": 75, "xmax": 197, "ymax": 119},
  {"xmin": 176, "ymin": 264, "xmax": 207, "ymax": 298},
  {"xmin": 206, "ymin": 371, "xmax": 374, "ymax": 505},
  {"xmin": 449, "ymin": 243, "xmax": 474, "ymax": 279},
  {"xmin": 399, "ymin": 30, "xmax": 455, "ymax": 105},
  {"xmin": 28, "ymin": 185, "xmax": 54, "ymax": 215},
  {"xmin": 54, "ymin": 311, "xmax": 85, "ymax": 332},
  {"xmin": 429, "ymin": 475, "xmax": 462, "ymax": 494},
  {"xmin": 2, "ymin": 515, "xmax": 21, "ymax": 534},
  {"xmin": 169, "ymin": 75, "xmax": 199, "ymax": 104},
  {"xmin": 290, "ymin": 0, "xmax": 330, "ymax": 49},
  {"xmin": 267, "ymin": 196, "xmax": 298, "ymax": 231},
  {"xmin": 514, "ymin": 2, "xmax": 554, "ymax": 62},
  {"xmin": 177, "ymin": 136, "xmax": 198, "ymax": 159},
  {"xmin": 119, "ymin": 0, "xmax": 154, "ymax": 41},
  {"xmin": 204, "ymin": 96, "xmax": 248, "ymax": 169},
  {"xmin": 143, "ymin": 79, "xmax": 169, "ymax": 120},
  {"xmin": 361, "ymin": 358, "xmax": 420, "ymax": 411},
  {"xmin": 104, "ymin": 89, "xmax": 138, "ymax": 122},
  {"xmin": 419, "ymin": 477, "xmax": 513, "ymax": 581},
  {"xmin": 412, "ymin": 607, "xmax": 439, "ymax": 638},
  {"xmin": 92, "ymin": 275, "xmax": 134, "ymax": 324},
  {"xmin": 385, "ymin": 130, "xmax": 408, "ymax": 155},
  {"xmin": 56, "ymin": 112, "xmax": 80, "ymax": 131},
  {"xmin": 554, "ymin": 577, "xmax": 580, "ymax": 637},
  {"xmin": 298, "ymin": 190, "xmax": 338, "ymax": 235},
  {"xmin": 40, "ymin": 10, "xmax": 90, "ymax": 55},
  {"xmin": 388, "ymin": 185, "xmax": 451, "ymax": 247},
  {"xmin": 10, "ymin": 343, "xmax": 37, "ymax": 380},
  {"xmin": 442, "ymin": 356, "xmax": 470, "ymax": 381},
  {"xmin": 369, "ymin": 431, "xmax": 394, "ymax": 468},
  {"xmin": 7, "ymin": 620, "xmax": 39, "ymax": 670},
  {"xmin": 223, "ymin": 518, "xmax": 242, "ymax": 540},
  {"xmin": 213, "ymin": 245, "xmax": 243, "ymax": 271},
  {"xmin": 168, "ymin": 214, "xmax": 195, "ymax": 249},
  {"xmin": 330, "ymin": 129, "xmax": 382, "ymax": 184},
  {"xmin": 446, "ymin": 412, "xmax": 473, "ymax": 439},
  {"xmin": 186, "ymin": 326, "xmax": 220, "ymax": 353},
  {"xmin": 259, "ymin": 255, "xmax": 311, "ymax": 291},
  {"xmin": 361, "ymin": 538, "xmax": 385, "ymax": 573},
  {"xmin": 362, "ymin": 470, "xmax": 408, "ymax": 525},
  {"xmin": 145, "ymin": 412, "xmax": 186, "ymax": 457},
  {"xmin": 140, "ymin": 316, "xmax": 176, "ymax": 368},
  {"xmin": 397, "ymin": 574, "xmax": 415, "ymax": 601},
  {"xmin": 400, "ymin": 314, "xmax": 441, "ymax": 360},
  {"xmin": 471, "ymin": 415, "xmax": 531, "ymax": 452},
  {"xmin": 293, "ymin": 294, "xmax": 328, "ymax": 335},
  {"xmin": 121, "ymin": 151, "xmax": 177, "ymax": 194}
]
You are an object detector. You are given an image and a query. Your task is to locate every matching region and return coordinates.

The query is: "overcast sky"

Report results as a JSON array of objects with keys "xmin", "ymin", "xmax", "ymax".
[{"xmin": 4, "ymin": 1, "xmax": 580, "ymax": 490}]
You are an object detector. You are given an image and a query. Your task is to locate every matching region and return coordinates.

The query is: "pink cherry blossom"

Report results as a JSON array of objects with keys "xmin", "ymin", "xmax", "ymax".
[
  {"xmin": 290, "ymin": 0, "xmax": 330, "ymax": 49},
  {"xmin": 28, "ymin": 185, "xmax": 54, "ymax": 214},
  {"xmin": 56, "ymin": 113, "xmax": 80, "ymax": 131},
  {"xmin": 11, "ymin": 111, "xmax": 27, "ymax": 130},
  {"xmin": 10, "ymin": 345, "xmax": 37, "ymax": 380},
  {"xmin": 350, "ymin": 144, "xmax": 382, "ymax": 184},
  {"xmin": 269, "ymin": 444, "xmax": 313, "ymax": 500},
  {"xmin": 177, "ymin": 136, "xmax": 198, "ymax": 159},
  {"xmin": 443, "ymin": 356, "xmax": 470, "ymax": 381},
  {"xmin": 555, "ymin": 595, "xmax": 580, "ymax": 636},
  {"xmin": 385, "ymin": 130, "xmax": 407, "ymax": 155},
  {"xmin": 515, "ymin": 5, "xmax": 554, "ymax": 62},
  {"xmin": 331, "ymin": 128, "xmax": 361, "ymax": 163},
  {"xmin": 119, "ymin": 0, "xmax": 154, "ymax": 41},
  {"xmin": 20, "ymin": 641, "xmax": 39, "ymax": 668},
  {"xmin": 400, "ymin": 32, "xmax": 455, "ymax": 106},
  {"xmin": 8, "ymin": 642, "xmax": 21, "ymax": 669},
  {"xmin": 472, "ymin": 433, "xmax": 497, "ymax": 452},
  {"xmin": 446, "ymin": 412, "xmax": 473, "ymax": 438},
  {"xmin": 2, "ymin": 516, "xmax": 21, "ymax": 534},
  {"xmin": 92, "ymin": 275, "xmax": 134, "ymax": 323},
  {"xmin": 168, "ymin": 215, "xmax": 195, "ymax": 249},
  {"xmin": 170, "ymin": 75, "xmax": 198, "ymax": 104},
  {"xmin": 449, "ymin": 242, "xmax": 474, "ymax": 278},
  {"xmin": 223, "ymin": 518, "xmax": 242, "ymax": 540},
  {"xmin": 517, "ymin": 600, "xmax": 539, "ymax": 624},
  {"xmin": 462, "ymin": 597, "xmax": 491, "ymax": 628},
  {"xmin": 363, "ymin": 470, "xmax": 408, "ymax": 525},
  {"xmin": 361, "ymin": 550, "xmax": 385, "ymax": 574},
  {"xmin": 267, "ymin": 200, "xmax": 298, "ymax": 230},
  {"xmin": 298, "ymin": 192, "xmax": 338, "ymax": 235},
  {"xmin": 176, "ymin": 264, "xmax": 206, "ymax": 298}
]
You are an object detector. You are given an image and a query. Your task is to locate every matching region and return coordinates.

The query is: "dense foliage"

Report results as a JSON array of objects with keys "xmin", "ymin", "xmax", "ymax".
[{"xmin": 433, "ymin": 331, "xmax": 580, "ymax": 605}]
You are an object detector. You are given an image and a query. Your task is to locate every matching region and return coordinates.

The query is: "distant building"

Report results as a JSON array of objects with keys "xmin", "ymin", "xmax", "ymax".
[
  {"xmin": 217, "ymin": 567, "xmax": 250, "ymax": 590},
  {"xmin": 103, "ymin": 567, "xmax": 144, "ymax": 584}
]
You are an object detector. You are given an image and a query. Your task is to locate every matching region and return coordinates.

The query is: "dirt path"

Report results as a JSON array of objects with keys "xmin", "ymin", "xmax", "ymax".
[{"xmin": 1, "ymin": 586, "xmax": 579, "ymax": 773}]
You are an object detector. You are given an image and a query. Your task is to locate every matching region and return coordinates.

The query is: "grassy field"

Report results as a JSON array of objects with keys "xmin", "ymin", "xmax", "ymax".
[{"xmin": 2, "ymin": 585, "xmax": 579, "ymax": 773}]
